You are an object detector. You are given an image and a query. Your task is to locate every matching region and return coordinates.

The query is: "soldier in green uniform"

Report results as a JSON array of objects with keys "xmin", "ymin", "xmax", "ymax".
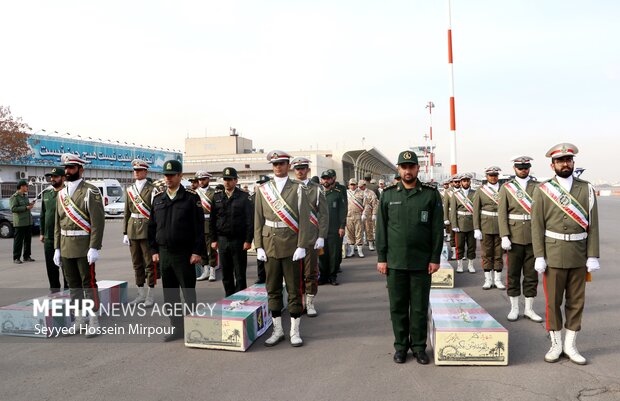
[
  {"xmin": 255, "ymin": 150, "xmax": 312, "ymax": 347},
  {"xmin": 10, "ymin": 180, "xmax": 35, "ymax": 264},
  {"xmin": 291, "ymin": 157, "xmax": 328, "ymax": 317},
  {"xmin": 532, "ymin": 143, "xmax": 600, "ymax": 365},
  {"xmin": 498, "ymin": 156, "xmax": 542, "ymax": 322},
  {"xmin": 328, "ymin": 169, "xmax": 348, "ymax": 263},
  {"xmin": 319, "ymin": 170, "xmax": 346, "ymax": 285},
  {"xmin": 53, "ymin": 153, "xmax": 105, "ymax": 337},
  {"xmin": 473, "ymin": 166, "xmax": 505, "ymax": 290},
  {"xmin": 124, "ymin": 159, "xmax": 157, "ymax": 307},
  {"xmin": 149, "ymin": 160, "xmax": 205, "ymax": 342},
  {"xmin": 376, "ymin": 151, "xmax": 443, "ymax": 364},
  {"xmin": 196, "ymin": 170, "xmax": 218, "ymax": 282},
  {"xmin": 449, "ymin": 173, "xmax": 476, "ymax": 273},
  {"xmin": 40, "ymin": 167, "xmax": 67, "ymax": 292}
]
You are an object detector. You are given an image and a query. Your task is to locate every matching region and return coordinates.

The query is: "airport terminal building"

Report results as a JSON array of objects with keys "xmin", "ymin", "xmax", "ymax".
[{"xmin": 0, "ymin": 133, "xmax": 182, "ymax": 197}]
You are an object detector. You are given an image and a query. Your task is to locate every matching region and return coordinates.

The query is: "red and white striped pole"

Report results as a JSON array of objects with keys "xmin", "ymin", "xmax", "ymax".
[{"xmin": 448, "ymin": 0, "xmax": 458, "ymax": 175}]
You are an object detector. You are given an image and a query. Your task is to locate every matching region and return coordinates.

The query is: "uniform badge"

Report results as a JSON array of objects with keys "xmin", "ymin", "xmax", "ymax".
[
  {"xmin": 493, "ymin": 193, "xmax": 500, "ymax": 201},
  {"xmin": 225, "ymin": 168, "xmax": 230, "ymax": 176},
  {"xmin": 420, "ymin": 210, "xmax": 429, "ymax": 223},
  {"xmin": 516, "ymin": 190, "xmax": 525, "ymax": 199},
  {"xmin": 403, "ymin": 152, "xmax": 412, "ymax": 160},
  {"xmin": 273, "ymin": 200, "xmax": 283, "ymax": 209},
  {"xmin": 166, "ymin": 162, "xmax": 171, "ymax": 170},
  {"xmin": 559, "ymin": 194, "xmax": 571, "ymax": 206}
]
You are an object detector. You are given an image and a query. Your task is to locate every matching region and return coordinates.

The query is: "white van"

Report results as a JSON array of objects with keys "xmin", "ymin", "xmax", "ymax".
[{"xmin": 87, "ymin": 179, "xmax": 123, "ymax": 206}]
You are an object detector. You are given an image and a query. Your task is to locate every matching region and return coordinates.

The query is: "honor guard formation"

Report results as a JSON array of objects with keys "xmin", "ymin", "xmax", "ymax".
[{"xmin": 15, "ymin": 142, "xmax": 600, "ymax": 366}]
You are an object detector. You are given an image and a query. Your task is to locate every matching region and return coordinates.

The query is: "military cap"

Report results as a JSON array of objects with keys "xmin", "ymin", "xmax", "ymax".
[
  {"xmin": 266, "ymin": 150, "xmax": 291, "ymax": 164},
  {"xmin": 327, "ymin": 169, "xmax": 337, "ymax": 177},
  {"xmin": 45, "ymin": 166, "xmax": 65, "ymax": 177},
  {"xmin": 396, "ymin": 150, "xmax": 418, "ymax": 165},
  {"xmin": 215, "ymin": 184, "xmax": 225, "ymax": 191},
  {"xmin": 222, "ymin": 167, "xmax": 238, "ymax": 179},
  {"xmin": 162, "ymin": 159, "xmax": 182, "ymax": 174},
  {"xmin": 512, "ymin": 156, "xmax": 533, "ymax": 169},
  {"xmin": 195, "ymin": 170, "xmax": 212, "ymax": 179},
  {"xmin": 290, "ymin": 156, "xmax": 311, "ymax": 169},
  {"xmin": 460, "ymin": 173, "xmax": 473, "ymax": 180},
  {"xmin": 321, "ymin": 170, "xmax": 334, "ymax": 178},
  {"xmin": 17, "ymin": 180, "xmax": 28, "ymax": 188},
  {"xmin": 358, "ymin": 179, "xmax": 367, "ymax": 186},
  {"xmin": 545, "ymin": 143, "xmax": 579, "ymax": 159},
  {"xmin": 484, "ymin": 166, "xmax": 501, "ymax": 175},
  {"xmin": 131, "ymin": 159, "xmax": 150, "ymax": 170},
  {"xmin": 310, "ymin": 176, "xmax": 320, "ymax": 184},
  {"xmin": 348, "ymin": 178, "xmax": 358, "ymax": 185},
  {"xmin": 60, "ymin": 153, "xmax": 86, "ymax": 167},
  {"xmin": 188, "ymin": 177, "xmax": 197, "ymax": 182},
  {"xmin": 451, "ymin": 174, "xmax": 461, "ymax": 182},
  {"xmin": 256, "ymin": 175, "xmax": 271, "ymax": 184}
]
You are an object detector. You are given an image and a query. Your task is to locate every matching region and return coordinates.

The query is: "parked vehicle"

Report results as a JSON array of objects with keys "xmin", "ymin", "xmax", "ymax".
[
  {"xmin": 0, "ymin": 199, "xmax": 41, "ymax": 239},
  {"xmin": 104, "ymin": 192, "xmax": 125, "ymax": 218},
  {"xmin": 87, "ymin": 179, "xmax": 123, "ymax": 206}
]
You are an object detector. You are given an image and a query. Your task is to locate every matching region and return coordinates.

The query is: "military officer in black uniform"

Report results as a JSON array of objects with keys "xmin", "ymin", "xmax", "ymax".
[
  {"xmin": 376, "ymin": 151, "xmax": 444, "ymax": 364},
  {"xmin": 210, "ymin": 167, "xmax": 254, "ymax": 296},
  {"xmin": 149, "ymin": 160, "xmax": 205, "ymax": 342},
  {"xmin": 318, "ymin": 170, "xmax": 346, "ymax": 285}
]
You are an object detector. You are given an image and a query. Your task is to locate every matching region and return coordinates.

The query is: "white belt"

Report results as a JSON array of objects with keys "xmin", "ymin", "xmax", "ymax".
[
  {"xmin": 481, "ymin": 210, "xmax": 498, "ymax": 217},
  {"xmin": 545, "ymin": 230, "xmax": 587, "ymax": 241},
  {"xmin": 265, "ymin": 220, "xmax": 288, "ymax": 228},
  {"xmin": 61, "ymin": 229, "xmax": 89, "ymax": 237},
  {"xmin": 457, "ymin": 211, "xmax": 472, "ymax": 216},
  {"xmin": 204, "ymin": 214, "xmax": 210, "ymax": 219},
  {"xmin": 509, "ymin": 214, "xmax": 531, "ymax": 221},
  {"xmin": 131, "ymin": 213, "xmax": 148, "ymax": 219}
]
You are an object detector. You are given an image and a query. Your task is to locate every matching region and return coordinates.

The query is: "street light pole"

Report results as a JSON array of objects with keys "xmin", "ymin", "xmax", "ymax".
[
  {"xmin": 448, "ymin": 0, "xmax": 458, "ymax": 175},
  {"xmin": 425, "ymin": 101, "xmax": 435, "ymax": 181}
]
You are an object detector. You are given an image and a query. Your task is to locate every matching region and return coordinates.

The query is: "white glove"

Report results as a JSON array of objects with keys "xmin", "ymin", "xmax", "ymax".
[
  {"xmin": 53, "ymin": 249, "xmax": 62, "ymax": 267},
  {"xmin": 501, "ymin": 236, "xmax": 512, "ymax": 251},
  {"xmin": 314, "ymin": 237, "xmax": 324, "ymax": 250},
  {"xmin": 446, "ymin": 234, "xmax": 451, "ymax": 242},
  {"xmin": 361, "ymin": 214, "xmax": 367, "ymax": 222},
  {"xmin": 123, "ymin": 235, "xmax": 130, "ymax": 246},
  {"xmin": 292, "ymin": 247, "xmax": 306, "ymax": 261},
  {"xmin": 452, "ymin": 227, "xmax": 460, "ymax": 233},
  {"xmin": 372, "ymin": 215, "xmax": 376, "ymax": 222},
  {"xmin": 474, "ymin": 229, "xmax": 483, "ymax": 241},
  {"xmin": 586, "ymin": 257, "xmax": 600, "ymax": 273},
  {"xmin": 256, "ymin": 248, "xmax": 267, "ymax": 262},
  {"xmin": 87, "ymin": 248, "xmax": 99, "ymax": 264},
  {"xmin": 444, "ymin": 220, "xmax": 450, "ymax": 226},
  {"xmin": 534, "ymin": 257, "xmax": 547, "ymax": 274}
]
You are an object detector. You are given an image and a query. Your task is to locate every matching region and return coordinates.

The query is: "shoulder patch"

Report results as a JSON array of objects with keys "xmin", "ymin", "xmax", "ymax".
[
  {"xmin": 186, "ymin": 188, "xmax": 197, "ymax": 195},
  {"xmin": 384, "ymin": 184, "xmax": 397, "ymax": 191},
  {"xmin": 421, "ymin": 182, "xmax": 436, "ymax": 189}
]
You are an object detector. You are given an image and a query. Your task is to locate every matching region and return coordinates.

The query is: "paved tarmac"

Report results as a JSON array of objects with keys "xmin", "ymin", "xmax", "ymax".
[{"xmin": 1, "ymin": 198, "xmax": 619, "ymax": 401}]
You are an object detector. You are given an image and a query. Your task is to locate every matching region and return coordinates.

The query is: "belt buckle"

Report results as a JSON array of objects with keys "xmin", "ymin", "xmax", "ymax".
[{"xmin": 564, "ymin": 234, "xmax": 571, "ymax": 241}]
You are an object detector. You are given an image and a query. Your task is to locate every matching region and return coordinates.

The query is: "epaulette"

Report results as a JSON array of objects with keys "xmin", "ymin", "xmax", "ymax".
[
  {"xmin": 214, "ymin": 189, "xmax": 223, "ymax": 193},
  {"xmin": 384, "ymin": 184, "xmax": 397, "ymax": 191},
  {"xmin": 421, "ymin": 182, "xmax": 436, "ymax": 189},
  {"xmin": 186, "ymin": 188, "xmax": 197, "ymax": 195},
  {"xmin": 333, "ymin": 187, "xmax": 341, "ymax": 192},
  {"xmin": 573, "ymin": 176, "xmax": 588, "ymax": 184}
]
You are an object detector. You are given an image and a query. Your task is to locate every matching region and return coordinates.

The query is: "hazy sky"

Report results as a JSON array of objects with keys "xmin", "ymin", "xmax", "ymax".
[{"xmin": 1, "ymin": 1, "xmax": 618, "ymax": 183}]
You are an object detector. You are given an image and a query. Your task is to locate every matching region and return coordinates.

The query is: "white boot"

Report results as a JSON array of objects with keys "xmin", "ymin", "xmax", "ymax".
[
  {"xmin": 129, "ymin": 286, "xmax": 146, "ymax": 304},
  {"xmin": 468, "ymin": 259, "xmax": 476, "ymax": 273},
  {"xmin": 456, "ymin": 260, "xmax": 464, "ymax": 273},
  {"xmin": 306, "ymin": 294, "xmax": 317, "ymax": 317},
  {"xmin": 143, "ymin": 287, "xmax": 155, "ymax": 308},
  {"xmin": 264, "ymin": 316, "xmax": 285, "ymax": 347},
  {"xmin": 482, "ymin": 271, "xmax": 493, "ymax": 290},
  {"xmin": 208, "ymin": 266, "xmax": 216, "ymax": 282},
  {"xmin": 545, "ymin": 330, "xmax": 563, "ymax": 363},
  {"xmin": 290, "ymin": 317, "xmax": 303, "ymax": 347},
  {"xmin": 357, "ymin": 246, "xmax": 365, "ymax": 258},
  {"xmin": 64, "ymin": 310, "xmax": 85, "ymax": 336},
  {"xmin": 346, "ymin": 245, "xmax": 355, "ymax": 258},
  {"xmin": 368, "ymin": 241, "xmax": 375, "ymax": 251},
  {"xmin": 564, "ymin": 329, "xmax": 587, "ymax": 365},
  {"xmin": 494, "ymin": 271, "xmax": 505, "ymax": 290},
  {"xmin": 196, "ymin": 264, "xmax": 209, "ymax": 281},
  {"xmin": 85, "ymin": 314, "xmax": 99, "ymax": 338},
  {"xmin": 450, "ymin": 247, "xmax": 457, "ymax": 260},
  {"xmin": 507, "ymin": 296, "xmax": 519, "ymax": 321},
  {"xmin": 523, "ymin": 297, "xmax": 543, "ymax": 322}
]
